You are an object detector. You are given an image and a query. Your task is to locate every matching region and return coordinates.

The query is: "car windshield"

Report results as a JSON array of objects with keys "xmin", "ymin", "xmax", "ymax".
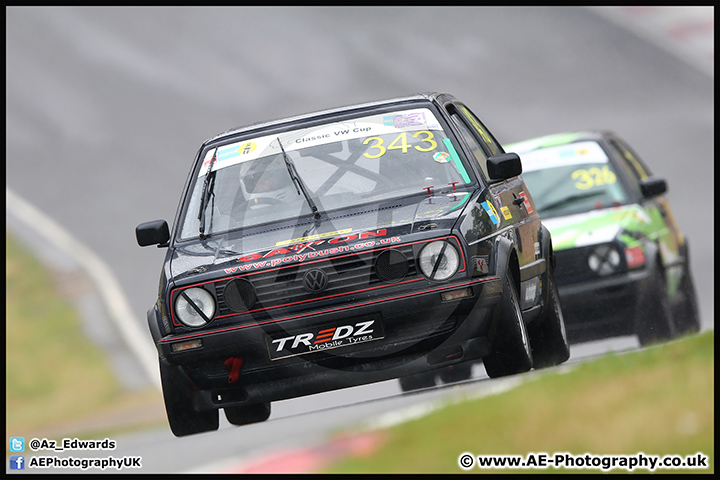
[
  {"xmin": 518, "ymin": 141, "xmax": 629, "ymax": 218},
  {"xmin": 178, "ymin": 107, "xmax": 473, "ymax": 240}
]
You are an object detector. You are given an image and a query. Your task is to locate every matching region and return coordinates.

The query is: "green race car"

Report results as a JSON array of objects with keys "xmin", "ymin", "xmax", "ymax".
[{"xmin": 507, "ymin": 131, "xmax": 700, "ymax": 345}]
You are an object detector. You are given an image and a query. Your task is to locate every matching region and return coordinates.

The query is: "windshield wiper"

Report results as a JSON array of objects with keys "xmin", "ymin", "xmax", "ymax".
[
  {"xmin": 540, "ymin": 189, "xmax": 606, "ymax": 213},
  {"xmin": 277, "ymin": 137, "xmax": 322, "ymax": 220},
  {"xmin": 198, "ymin": 148, "xmax": 218, "ymax": 239}
]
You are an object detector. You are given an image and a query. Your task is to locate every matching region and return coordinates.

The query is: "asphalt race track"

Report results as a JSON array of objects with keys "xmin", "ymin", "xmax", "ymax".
[{"xmin": 6, "ymin": 6, "xmax": 713, "ymax": 473}]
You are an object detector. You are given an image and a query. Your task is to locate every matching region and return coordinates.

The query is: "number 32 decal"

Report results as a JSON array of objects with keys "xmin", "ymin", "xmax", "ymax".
[{"xmin": 363, "ymin": 131, "xmax": 437, "ymax": 159}]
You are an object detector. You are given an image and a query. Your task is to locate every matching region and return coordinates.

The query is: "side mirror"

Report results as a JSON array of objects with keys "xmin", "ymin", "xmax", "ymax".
[
  {"xmin": 640, "ymin": 177, "xmax": 667, "ymax": 198},
  {"xmin": 487, "ymin": 152, "xmax": 522, "ymax": 181},
  {"xmin": 136, "ymin": 220, "xmax": 170, "ymax": 247}
]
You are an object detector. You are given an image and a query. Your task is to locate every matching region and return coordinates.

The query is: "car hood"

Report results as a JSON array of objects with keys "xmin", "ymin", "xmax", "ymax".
[
  {"xmin": 541, "ymin": 204, "xmax": 654, "ymax": 251},
  {"xmin": 169, "ymin": 191, "xmax": 472, "ymax": 281}
]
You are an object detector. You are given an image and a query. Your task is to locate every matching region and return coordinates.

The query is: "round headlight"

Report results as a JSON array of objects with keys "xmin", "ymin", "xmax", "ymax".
[
  {"xmin": 588, "ymin": 244, "xmax": 621, "ymax": 276},
  {"xmin": 418, "ymin": 240, "xmax": 460, "ymax": 281},
  {"xmin": 175, "ymin": 287, "xmax": 216, "ymax": 328}
]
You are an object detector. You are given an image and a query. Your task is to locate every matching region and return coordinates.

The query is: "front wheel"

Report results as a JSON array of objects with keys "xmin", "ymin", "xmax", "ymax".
[
  {"xmin": 636, "ymin": 267, "xmax": 674, "ymax": 346},
  {"xmin": 528, "ymin": 270, "xmax": 570, "ymax": 368},
  {"xmin": 674, "ymin": 264, "xmax": 701, "ymax": 335},
  {"xmin": 483, "ymin": 269, "xmax": 533, "ymax": 378},
  {"xmin": 159, "ymin": 361, "xmax": 219, "ymax": 437}
]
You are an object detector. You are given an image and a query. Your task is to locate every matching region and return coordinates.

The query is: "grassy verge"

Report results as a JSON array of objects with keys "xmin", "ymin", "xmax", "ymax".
[
  {"xmin": 5, "ymin": 230, "xmax": 165, "ymax": 445},
  {"xmin": 324, "ymin": 330, "xmax": 714, "ymax": 474}
]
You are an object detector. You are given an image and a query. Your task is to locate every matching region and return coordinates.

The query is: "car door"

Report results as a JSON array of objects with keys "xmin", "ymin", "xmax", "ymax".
[{"xmin": 451, "ymin": 103, "xmax": 540, "ymax": 272}]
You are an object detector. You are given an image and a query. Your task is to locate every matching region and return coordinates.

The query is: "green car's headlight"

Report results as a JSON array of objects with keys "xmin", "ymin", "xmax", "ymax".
[{"xmin": 588, "ymin": 244, "xmax": 621, "ymax": 276}]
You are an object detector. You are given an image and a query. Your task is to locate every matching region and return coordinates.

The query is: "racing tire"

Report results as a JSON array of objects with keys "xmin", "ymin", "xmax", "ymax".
[
  {"xmin": 438, "ymin": 362, "xmax": 474, "ymax": 384},
  {"xmin": 636, "ymin": 267, "xmax": 675, "ymax": 346},
  {"xmin": 398, "ymin": 371, "xmax": 437, "ymax": 392},
  {"xmin": 674, "ymin": 263, "xmax": 701, "ymax": 336},
  {"xmin": 528, "ymin": 270, "xmax": 570, "ymax": 369},
  {"xmin": 224, "ymin": 402, "xmax": 271, "ymax": 426},
  {"xmin": 159, "ymin": 361, "xmax": 219, "ymax": 437},
  {"xmin": 483, "ymin": 269, "xmax": 533, "ymax": 378}
]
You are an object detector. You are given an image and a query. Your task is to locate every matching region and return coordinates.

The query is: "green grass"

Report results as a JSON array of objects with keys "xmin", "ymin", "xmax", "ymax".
[
  {"xmin": 324, "ymin": 330, "xmax": 714, "ymax": 474},
  {"xmin": 5, "ymin": 230, "xmax": 164, "ymax": 444}
]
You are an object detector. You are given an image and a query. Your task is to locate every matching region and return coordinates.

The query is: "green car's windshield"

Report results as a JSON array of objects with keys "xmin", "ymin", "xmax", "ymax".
[
  {"xmin": 518, "ymin": 141, "xmax": 629, "ymax": 218},
  {"xmin": 179, "ymin": 107, "xmax": 473, "ymax": 240}
]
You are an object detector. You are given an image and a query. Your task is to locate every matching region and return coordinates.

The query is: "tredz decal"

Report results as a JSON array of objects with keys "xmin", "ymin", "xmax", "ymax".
[{"xmin": 267, "ymin": 318, "xmax": 384, "ymax": 360}]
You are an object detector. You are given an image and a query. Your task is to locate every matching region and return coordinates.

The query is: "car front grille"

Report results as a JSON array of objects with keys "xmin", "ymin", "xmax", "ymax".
[
  {"xmin": 553, "ymin": 244, "xmax": 627, "ymax": 285},
  {"xmin": 554, "ymin": 248, "xmax": 591, "ymax": 284},
  {"xmin": 213, "ymin": 244, "xmax": 417, "ymax": 317}
]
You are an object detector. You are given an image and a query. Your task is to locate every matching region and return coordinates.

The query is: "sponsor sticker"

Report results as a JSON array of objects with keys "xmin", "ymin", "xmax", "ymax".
[
  {"xmin": 519, "ymin": 191, "xmax": 533, "ymax": 213},
  {"xmin": 473, "ymin": 256, "xmax": 489, "ymax": 274},
  {"xmin": 481, "ymin": 201, "xmax": 500, "ymax": 225},
  {"xmin": 267, "ymin": 316, "xmax": 384, "ymax": 360},
  {"xmin": 501, "ymin": 206, "xmax": 512, "ymax": 220},
  {"xmin": 433, "ymin": 151, "xmax": 451, "ymax": 163},
  {"xmin": 275, "ymin": 228, "xmax": 353, "ymax": 246},
  {"xmin": 383, "ymin": 111, "xmax": 427, "ymax": 128}
]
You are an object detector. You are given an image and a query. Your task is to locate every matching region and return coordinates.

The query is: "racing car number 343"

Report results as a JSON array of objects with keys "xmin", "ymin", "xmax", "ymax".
[{"xmin": 136, "ymin": 92, "xmax": 569, "ymax": 437}]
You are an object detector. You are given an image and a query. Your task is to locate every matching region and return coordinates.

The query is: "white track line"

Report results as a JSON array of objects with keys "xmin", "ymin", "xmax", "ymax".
[{"xmin": 6, "ymin": 187, "xmax": 161, "ymax": 390}]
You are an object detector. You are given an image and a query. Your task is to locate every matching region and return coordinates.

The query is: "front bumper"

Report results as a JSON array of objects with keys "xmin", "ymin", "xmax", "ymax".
[
  {"xmin": 158, "ymin": 276, "xmax": 502, "ymax": 409},
  {"xmin": 557, "ymin": 268, "xmax": 650, "ymax": 343}
]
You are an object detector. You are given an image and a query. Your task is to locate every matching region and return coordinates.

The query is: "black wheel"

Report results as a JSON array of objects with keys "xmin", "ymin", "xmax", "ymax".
[
  {"xmin": 224, "ymin": 402, "xmax": 271, "ymax": 426},
  {"xmin": 438, "ymin": 362, "xmax": 474, "ymax": 384},
  {"xmin": 398, "ymin": 371, "xmax": 437, "ymax": 392},
  {"xmin": 674, "ymin": 263, "xmax": 701, "ymax": 335},
  {"xmin": 159, "ymin": 361, "xmax": 219, "ymax": 437},
  {"xmin": 636, "ymin": 267, "xmax": 674, "ymax": 346},
  {"xmin": 528, "ymin": 269, "xmax": 570, "ymax": 369},
  {"xmin": 483, "ymin": 269, "xmax": 533, "ymax": 378}
]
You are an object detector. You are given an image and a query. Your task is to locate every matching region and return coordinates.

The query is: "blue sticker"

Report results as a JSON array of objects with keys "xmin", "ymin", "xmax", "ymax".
[{"xmin": 481, "ymin": 201, "xmax": 500, "ymax": 225}]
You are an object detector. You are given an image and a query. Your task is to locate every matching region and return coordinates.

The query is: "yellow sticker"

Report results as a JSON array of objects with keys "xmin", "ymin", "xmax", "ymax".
[
  {"xmin": 238, "ymin": 142, "xmax": 257, "ymax": 155},
  {"xmin": 275, "ymin": 228, "xmax": 353, "ymax": 246},
  {"xmin": 501, "ymin": 206, "xmax": 512, "ymax": 220}
]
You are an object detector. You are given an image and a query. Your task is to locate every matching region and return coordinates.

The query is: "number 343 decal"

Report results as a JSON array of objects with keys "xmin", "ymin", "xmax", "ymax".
[{"xmin": 362, "ymin": 131, "xmax": 437, "ymax": 159}]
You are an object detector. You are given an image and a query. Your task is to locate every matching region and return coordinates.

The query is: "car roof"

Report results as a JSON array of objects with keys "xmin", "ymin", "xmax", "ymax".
[
  {"xmin": 203, "ymin": 92, "xmax": 449, "ymax": 146},
  {"xmin": 506, "ymin": 130, "xmax": 614, "ymax": 153}
]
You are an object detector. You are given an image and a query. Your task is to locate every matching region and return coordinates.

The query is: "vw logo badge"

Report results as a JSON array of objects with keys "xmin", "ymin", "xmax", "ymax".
[{"xmin": 303, "ymin": 269, "xmax": 328, "ymax": 293}]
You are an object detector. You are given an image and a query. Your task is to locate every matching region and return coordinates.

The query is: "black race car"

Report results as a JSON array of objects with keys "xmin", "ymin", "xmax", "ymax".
[
  {"xmin": 507, "ymin": 131, "xmax": 701, "ymax": 345},
  {"xmin": 136, "ymin": 92, "xmax": 569, "ymax": 437}
]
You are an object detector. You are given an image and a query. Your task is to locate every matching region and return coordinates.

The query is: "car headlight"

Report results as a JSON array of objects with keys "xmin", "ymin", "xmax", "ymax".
[
  {"xmin": 418, "ymin": 240, "xmax": 460, "ymax": 281},
  {"xmin": 587, "ymin": 244, "xmax": 621, "ymax": 276},
  {"xmin": 175, "ymin": 287, "xmax": 216, "ymax": 328}
]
